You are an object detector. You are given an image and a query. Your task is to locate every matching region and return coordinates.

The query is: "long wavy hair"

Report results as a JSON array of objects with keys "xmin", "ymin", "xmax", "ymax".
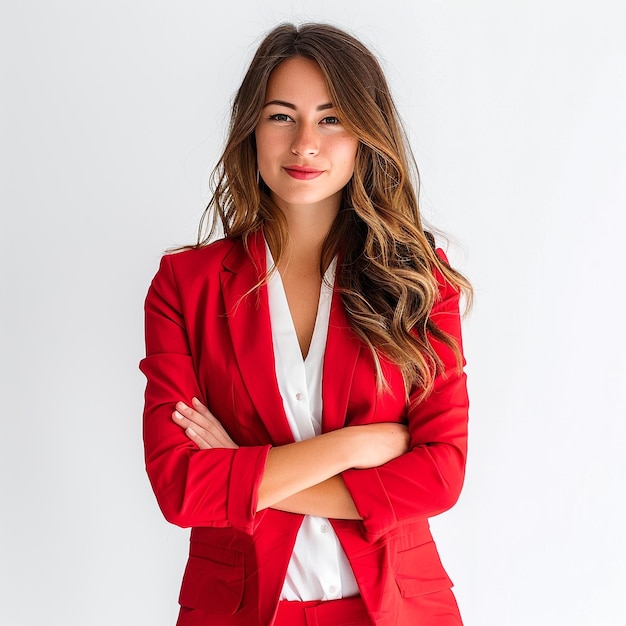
[{"xmin": 195, "ymin": 22, "xmax": 472, "ymax": 399}]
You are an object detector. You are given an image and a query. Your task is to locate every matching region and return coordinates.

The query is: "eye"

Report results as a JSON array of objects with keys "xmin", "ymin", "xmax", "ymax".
[
  {"xmin": 268, "ymin": 113, "xmax": 292, "ymax": 122},
  {"xmin": 321, "ymin": 116, "xmax": 341, "ymax": 125}
]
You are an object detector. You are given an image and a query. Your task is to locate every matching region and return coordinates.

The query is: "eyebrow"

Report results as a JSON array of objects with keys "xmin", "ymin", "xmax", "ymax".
[{"xmin": 262, "ymin": 99, "xmax": 335, "ymax": 111}]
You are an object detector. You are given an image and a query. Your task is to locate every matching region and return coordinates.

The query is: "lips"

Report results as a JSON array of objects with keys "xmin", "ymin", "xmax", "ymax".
[{"xmin": 283, "ymin": 165, "xmax": 324, "ymax": 180}]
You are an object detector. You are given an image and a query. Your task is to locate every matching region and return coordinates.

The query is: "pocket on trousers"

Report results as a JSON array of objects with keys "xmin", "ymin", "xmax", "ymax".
[
  {"xmin": 394, "ymin": 540, "xmax": 453, "ymax": 598},
  {"xmin": 178, "ymin": 543, "xmax": 244, "ymax": 614}
]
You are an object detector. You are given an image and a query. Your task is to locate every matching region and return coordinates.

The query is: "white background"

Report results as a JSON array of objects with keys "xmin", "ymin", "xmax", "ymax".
[{"xmin": 1, "ymin": 1, "xmax": 625, "ymax": 625}]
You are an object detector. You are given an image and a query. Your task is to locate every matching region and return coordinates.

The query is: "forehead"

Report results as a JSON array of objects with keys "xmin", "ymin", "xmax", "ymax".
[{"xmin": 265, "ymin": 57, "xmax": 331, "ymax": 103}]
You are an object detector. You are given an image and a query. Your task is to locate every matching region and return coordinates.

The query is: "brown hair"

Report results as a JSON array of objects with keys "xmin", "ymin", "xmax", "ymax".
[{"xmin": 196, "ymin": 22, "xmax": 472, "ymax": 398}]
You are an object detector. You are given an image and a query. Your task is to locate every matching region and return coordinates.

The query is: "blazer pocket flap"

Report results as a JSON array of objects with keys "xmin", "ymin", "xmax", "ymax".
[
  {"xmin": 178, "ymin": 544, "xmax": 244, "ymax": 614},
  {"xmin": 395, "ymin": 541, "xmax": 453, "ymax": 598}
]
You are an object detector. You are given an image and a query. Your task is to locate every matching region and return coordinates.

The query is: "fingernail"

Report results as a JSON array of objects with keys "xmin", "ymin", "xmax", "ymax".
[
  {"xmin": 187, "ymin": 427, "xmax": 197, "ymax": 436},
  {"xmin": 174, "ymin": 410, "xmax": 184, "ymax": 420},
  {"xmin": 177, "ymin": 402, "xmax": 188, "ymax": 410}
]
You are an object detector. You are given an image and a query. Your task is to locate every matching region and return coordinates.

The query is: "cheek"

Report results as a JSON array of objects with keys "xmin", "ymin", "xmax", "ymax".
[
  {"xmin": 254, "ymin": 127, "xmax": 277, "ymax": 163},
  {"xmin": 334, "ymin": 139, "xmax": 359, "ymax": 173}
]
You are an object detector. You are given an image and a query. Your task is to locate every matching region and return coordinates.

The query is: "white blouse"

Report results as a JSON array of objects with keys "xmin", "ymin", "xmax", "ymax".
[{"xmin": 265, "ymin": 242, "xmax": 360, "ymax": 601}]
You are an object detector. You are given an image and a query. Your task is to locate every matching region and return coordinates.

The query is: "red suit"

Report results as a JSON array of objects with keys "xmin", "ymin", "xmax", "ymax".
[{"xmin": 140, "ymin": 230, "xmax": 468, "ymax": 625}]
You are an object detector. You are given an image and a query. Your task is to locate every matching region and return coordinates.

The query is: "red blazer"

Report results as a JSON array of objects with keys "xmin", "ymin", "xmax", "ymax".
[{"xmin": 140, "ymin": 230, "xmax": 468, "ymax": 626}]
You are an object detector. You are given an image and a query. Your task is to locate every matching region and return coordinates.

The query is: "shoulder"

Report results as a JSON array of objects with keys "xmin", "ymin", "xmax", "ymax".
[
  {"xmin": 430, "ymin": 247, "xmax": 455, "ymax": 296},
  {"xmin": 163, "ymin": 237, "xmax": 241, "ymax": 275},
  {"xmin": 434, "ymin": 247, "xmax": 449, "ymax": 265},
  {"xmin": 159, "ymin": 239, "xmax": 246, "ymax": 281},
  {"xmin": 424, "ymin": 231, "xmax": 455, "ymax": 297},
  {"xmin": 148, "ymin": 237, "xmax": 244, "ymax": 301}
]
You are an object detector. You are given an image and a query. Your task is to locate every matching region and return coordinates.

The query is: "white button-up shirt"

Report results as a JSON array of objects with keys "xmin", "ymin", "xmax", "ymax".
[{"xmin": 265, "ymin": 242, "xmax": 360, "ymax": 602}]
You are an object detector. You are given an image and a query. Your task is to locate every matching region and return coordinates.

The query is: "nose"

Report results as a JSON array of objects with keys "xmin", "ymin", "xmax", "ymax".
[{"xmin": 290, "ymin": 122, "xmax": 320, "ymax": 156}]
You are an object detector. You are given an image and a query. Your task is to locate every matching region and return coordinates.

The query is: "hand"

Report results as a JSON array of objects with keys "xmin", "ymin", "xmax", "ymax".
[
  {"xmin": 349, "ymin": 422, "xmax": 411, "ymax": 469},
  {"xmin": 172, "ymin": 398, "xmax": 239, "ymax": 450}
]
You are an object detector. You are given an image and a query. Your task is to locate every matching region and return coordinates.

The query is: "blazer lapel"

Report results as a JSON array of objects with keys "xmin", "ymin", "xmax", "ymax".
[
  {"xmin": 321, "ymin": 287, "xmax": 362, "ymax": 433},
  {"xmin": 220, "ymin": 231, "xmax": 295, "ymax": 446}
]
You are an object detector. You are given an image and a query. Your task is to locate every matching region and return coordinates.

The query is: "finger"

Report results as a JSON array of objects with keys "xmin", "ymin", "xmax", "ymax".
[
  {"xmin": 185, "ymin": 426, "xmax": 211, "ymax": 450},
  {"xmin": 191, "ymin": 396, "xmax": 211, "ymax": 415},
  {"xmin": 172, "ymin": 409, "xmax": 201, "ymax": 431},
  {"xmin": 189, "ymin": 398, "xmax": 224, "ymax": 429},
  {"xmin": 172, "ymin": 411, "xmax": 213, "ymax": 449},
  {"xmin": 189, "ymin": 398, "xmax": 239, "ymax": 449},
  {"xmin": 191, "ymin": 397, "xmax": 225, "ymax": 427},
  {"xmin": 174, "ymin": 403, "xmax": 237, "ymax": 449},
  {"xmin": 172, "ymin": 409, "xmax": 192, "ymax": 429},
  {"xmin": 176, "ymin": 401, "xmax": 212, "ymax": 429},
  {"xmin": 172, "ymin": 406, "xmax": 208, "ymax": 439}
]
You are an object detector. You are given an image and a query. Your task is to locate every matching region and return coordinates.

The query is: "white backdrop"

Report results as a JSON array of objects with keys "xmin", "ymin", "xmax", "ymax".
[{"xmin": 2, "ymin": 1, "xmax": 625, "ymax": 625}]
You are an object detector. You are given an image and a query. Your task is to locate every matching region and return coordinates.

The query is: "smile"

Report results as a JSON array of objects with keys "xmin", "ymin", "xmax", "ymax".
[{"xmin": 283, "ymin": 166, "xmax": 324, "ymax": 180}]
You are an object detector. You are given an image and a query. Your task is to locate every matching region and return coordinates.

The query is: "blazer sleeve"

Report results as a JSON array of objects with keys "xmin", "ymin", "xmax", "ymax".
[
  {"xmin": 341, "ymin": 249, "xmax": 469, "ymax": 540},
  {"xmin": 139, "ymin": 254, "xmax": 271, "ymax": 533}
]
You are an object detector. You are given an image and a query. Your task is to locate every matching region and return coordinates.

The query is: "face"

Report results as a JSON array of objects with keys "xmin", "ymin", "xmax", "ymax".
[{"xmin": 255, "ymin": 56, "xmax": 359, "ymax": 217}]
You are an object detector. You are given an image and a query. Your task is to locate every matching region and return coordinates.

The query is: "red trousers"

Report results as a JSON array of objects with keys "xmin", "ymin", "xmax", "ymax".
[
  {"xmin": 178, "ymin": 590, "xmax": 463, "ymax": 625},
  {"xmin": 273, "ymin": 597, "xmax": 373, "ymax": 626}
]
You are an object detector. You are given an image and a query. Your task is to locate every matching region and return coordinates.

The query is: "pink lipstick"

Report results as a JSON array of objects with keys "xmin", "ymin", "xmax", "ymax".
[{"xmin": 283, "ymin": 166, "xmax": 324, "ymax": 180}]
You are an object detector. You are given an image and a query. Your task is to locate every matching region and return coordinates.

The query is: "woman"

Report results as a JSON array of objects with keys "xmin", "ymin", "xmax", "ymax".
[{"xmin": 141, "ymin": 22, "xmax": 471, "ymax": 626}]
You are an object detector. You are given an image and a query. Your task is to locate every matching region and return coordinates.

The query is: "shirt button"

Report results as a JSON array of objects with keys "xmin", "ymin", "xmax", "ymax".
[
  {"xmin": 328, "ymin": 585, "xmax": 338, "ymax": 594},
  {"xmin": 295, "ymin": 392, "xmax": 304, "ymax": 401},
  {"xmin": 320, "ymin": 524, "xmax": 329, "ymax": 533}
]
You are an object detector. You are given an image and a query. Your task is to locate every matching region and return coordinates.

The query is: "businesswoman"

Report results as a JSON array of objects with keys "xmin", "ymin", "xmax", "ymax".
[{"xmin": 141, "ymin": 22, "xmax": 471, "ymax": 626}]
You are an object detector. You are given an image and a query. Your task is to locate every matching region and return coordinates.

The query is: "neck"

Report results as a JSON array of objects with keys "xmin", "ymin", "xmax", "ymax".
[{"xmin": 269, "ymin": 194, "xmax": 340, "ymax": 274}]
